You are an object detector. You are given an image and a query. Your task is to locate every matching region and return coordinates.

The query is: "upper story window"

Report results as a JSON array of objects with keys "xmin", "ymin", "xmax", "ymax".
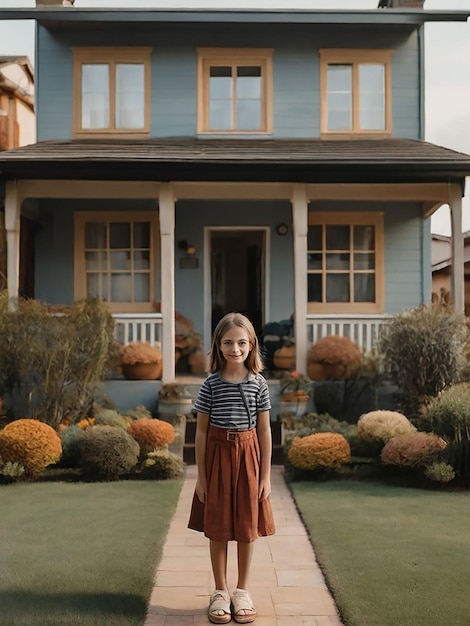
[
  {"xmin": 307, "ymin": 212, "xmax": 384, "ymax": 314},
  {"xmin": 73, "ymin": 48, "xmax": 151, "ymax": 137},
  {"xmin": 197, "ymin": 48, "xmax": 273, "ymax": 134},
  {"xmin": 320, "ymin": 49, "xmax": 392, "ymax": 136}
]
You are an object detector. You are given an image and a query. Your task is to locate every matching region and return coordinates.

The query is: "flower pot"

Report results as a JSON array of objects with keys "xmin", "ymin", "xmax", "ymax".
[
  {"xmin": 280, "ymin": 392, "xmax": 309, "ymax": 418},
  {"xmin": 273, "ymin": 345, "xmax": 296, "ymax": 371},
  {"xmin": 121, "ymin": 362, "xmax": 162, "ymax": 380},
  {"xmin": 158, "ymin": 397, "xmax": 193, "ymax": 419}
]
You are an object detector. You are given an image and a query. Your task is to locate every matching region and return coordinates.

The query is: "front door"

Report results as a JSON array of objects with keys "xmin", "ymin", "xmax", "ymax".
[{"xmin": 209, "ymin": 228, "xmax": 266, "ymax": 336}]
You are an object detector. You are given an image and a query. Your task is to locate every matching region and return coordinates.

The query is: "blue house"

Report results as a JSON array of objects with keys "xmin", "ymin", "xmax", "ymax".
[{"xmin": 1, "ymin": 1, "xmax": 470, "ymax": 399}]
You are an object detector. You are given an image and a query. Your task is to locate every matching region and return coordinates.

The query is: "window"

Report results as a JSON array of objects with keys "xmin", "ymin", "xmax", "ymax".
[
  {"xmin": 320, "ymin": 49, "xmax": 392, "ymax": 135},
  {"xmin": 73, "ymin": 48, "xmax": 151, "ymax": 137},
  {"xmin": 307, "ymin": 212, "xmax": 384, "ymax": 313},
  {"xmin": 74, "ymin": 212, "xmax": 159, "ymax": 313},
  {"xmin": 197, "ymin": 48, "xmax": 273, "ymax": 133}
]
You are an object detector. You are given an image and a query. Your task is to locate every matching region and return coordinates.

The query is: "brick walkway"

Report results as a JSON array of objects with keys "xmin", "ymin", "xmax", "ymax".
[{"xmin": 144, "ymin": 465, "xmax": 344, "ymax": 626}]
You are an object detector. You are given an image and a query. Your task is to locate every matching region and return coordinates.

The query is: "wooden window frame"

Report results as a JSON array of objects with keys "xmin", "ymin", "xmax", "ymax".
[
  {"xmin": 320, "ymin": 49, "xmax": 392, "ymax": 137},
  {"xmin": 307, "ymin": 211, "xmax": 384, "ymax": 314},
  {"xmin": 72, "ymin": 47, "xmax": 152, "ymax": 138},
  {"xmin": 74, "ymin": 211, "xmax": 159, "ymax": 313},
  {"xmin": 197, "ymin": 47, "xmax": 273, "ymax": 134}
]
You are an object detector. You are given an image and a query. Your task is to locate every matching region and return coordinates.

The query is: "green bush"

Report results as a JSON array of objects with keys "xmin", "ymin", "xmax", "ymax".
[
  {"xmin": 77, "ymin": 425, "xmax": 140, "ymax": 480},
  {"xmin": 424, "ymin": 383, "xmax": 470, "ymax": 442},
  {"xmin": 0, "ymin": 294, "xmax": 118, "ymax": 428},
  {"xmin": 357, "ymin": 410, "xmax": 416, "ymax": 443},
  {"xmin": 424, "ymin": 462, "xmax": 455, "ymax": 483},
  {"xmin": 0, "ymin": 419, "xmax": 62, "ymax": 477},
  {"xmin": 313, "ymin": 383, "xmax": 342, "ymax": 417},
  {"xmin": 140, "ymin": 448, "xmax": 184, "ymax": 479},
  {"xmin": 59, "ymin": 425, "xmax": 85, "ymax": 467},
  {"xmin": 93, "ymin": 408, "xmax": 130, "ymax": 429},
  {"xmin": 377, "ymin": 305, "xmax": 468, "ymax": 418}
]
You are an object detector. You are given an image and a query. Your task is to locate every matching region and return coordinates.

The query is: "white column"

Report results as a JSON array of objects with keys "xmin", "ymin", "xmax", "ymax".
[
  {"xmin": 449, "ymin": 183, "xmax": 465, "ymax": 313},
  {"xmin": 291, "ymin": 184, "xmax": 309, "ymax": 374},
  {"xmin": 5, "ymin": 180, "xmax": 22, "ymax": 307},
  {"xmin": 158, "ymin": 183, "xmax": 176, "ymax": 382}
]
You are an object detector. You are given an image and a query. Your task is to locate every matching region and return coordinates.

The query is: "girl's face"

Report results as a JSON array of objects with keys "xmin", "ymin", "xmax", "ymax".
[{"xmin": 219, "ymin": 326, "xmax": 252, "ymax": 365}]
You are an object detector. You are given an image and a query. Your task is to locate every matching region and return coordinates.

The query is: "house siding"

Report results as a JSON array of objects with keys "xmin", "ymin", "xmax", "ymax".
[{"xmin": 36, "ymin": 23, "xmax": 421, "ymax": 142}]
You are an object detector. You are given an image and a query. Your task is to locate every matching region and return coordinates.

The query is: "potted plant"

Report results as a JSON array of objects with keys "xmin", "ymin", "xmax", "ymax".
[
  {"xmin": 119, "ymin": 342, "xmax": 163, "ymax": 380},
  {"xmin": 307, "ymin": 335, "xmax": 362, "ymax": 381},
  {"xmin": 279, "ymin": 370, "xmax": 311, "ymax": 418},
  {"xmin": 158, "ymin": 383, "xmax": 193, "ymax": 416}
]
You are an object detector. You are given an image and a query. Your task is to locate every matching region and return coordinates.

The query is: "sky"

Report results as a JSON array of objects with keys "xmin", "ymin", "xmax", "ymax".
[{"xmin": 0, "ymin": 0, "xmax": 469, "ymax": 235}]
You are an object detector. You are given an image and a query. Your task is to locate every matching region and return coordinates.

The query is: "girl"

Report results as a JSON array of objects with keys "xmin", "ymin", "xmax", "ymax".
[{"xmin": 188, "ymin": 312, "xmax": 275, "ymax": 624}]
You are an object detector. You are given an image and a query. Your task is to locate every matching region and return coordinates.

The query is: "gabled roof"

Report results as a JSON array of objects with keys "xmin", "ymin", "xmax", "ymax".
[
  {"xmin": 1, "ymin": 138, "xmax": 470, "ymax": 184},
  {"xmin": 0, "ymin": 56, "xmax": 34, "ymax": 83}
]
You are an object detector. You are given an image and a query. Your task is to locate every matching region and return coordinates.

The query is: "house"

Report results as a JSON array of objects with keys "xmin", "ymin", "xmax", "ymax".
[
  {"xmin": 0, "ymin": 1, "xmax": 470, "ymax": 405},
  {"xmin": 432, "ymin": 232, "xmax": 470, "ymax": 315}
]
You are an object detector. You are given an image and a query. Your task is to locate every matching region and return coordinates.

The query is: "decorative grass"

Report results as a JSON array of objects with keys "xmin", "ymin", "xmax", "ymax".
[
  {"xmin": 0, "ymin": 480, "xmax": 182, "ymax": 626},
  {"xmin": 291, "ymin": 480, "xmax": 470, "ymax": 626}
]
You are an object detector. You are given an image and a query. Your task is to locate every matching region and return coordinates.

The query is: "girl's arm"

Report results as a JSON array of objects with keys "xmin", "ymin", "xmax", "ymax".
[
  {"xmin": 195, "ymin": 411, "xmax": 210, "ymax": 503},
  {"xmin": 256, "ymin": 410, "xmax": 272, "ymax": 501}
]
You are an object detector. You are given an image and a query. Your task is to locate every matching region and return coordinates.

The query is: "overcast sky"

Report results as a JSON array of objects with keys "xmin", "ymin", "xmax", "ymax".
[{"xmin": 1, "ymin": 0, "xmax": 469, "ymax": 235}]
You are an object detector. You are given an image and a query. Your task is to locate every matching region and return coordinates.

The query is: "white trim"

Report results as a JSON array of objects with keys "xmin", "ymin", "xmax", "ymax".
[
  {"xmin": 203, "ymin": 225, "xmax": 270, "ymax": 353},
  {"xmin": 5, "ymin": 180, "xmax": 22, "ymax": 303},
  {"xmin": 292, "ymin": 184, "xmax": 308, "ymax": 374},
  {"xmin": 450, "ymin": 182, "xmax": 464, "ymax": 313},
  {"xmin": 159, "ymin": 183, "xmax": 176, "ymax": 383}
]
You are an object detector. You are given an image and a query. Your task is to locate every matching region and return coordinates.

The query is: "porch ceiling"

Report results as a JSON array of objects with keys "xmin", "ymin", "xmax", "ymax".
[{"xmin": 1, "ymin": 138, "xmax": 470, "ymax": 185}]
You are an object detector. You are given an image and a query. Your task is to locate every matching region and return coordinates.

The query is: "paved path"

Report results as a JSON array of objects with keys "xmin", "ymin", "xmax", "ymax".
[{"xmin": 144, "ymin": 465, "xmax": 344, "ymax": 626}]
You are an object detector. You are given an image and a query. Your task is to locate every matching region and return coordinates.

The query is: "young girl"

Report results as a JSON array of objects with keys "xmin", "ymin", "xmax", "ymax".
[{"xmin": 188, "ymin": 312, "xmax": 275, "ymax": 624}]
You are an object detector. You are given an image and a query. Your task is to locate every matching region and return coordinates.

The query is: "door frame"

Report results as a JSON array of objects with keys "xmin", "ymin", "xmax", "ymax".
[{"xmin": 203, "ymin": 225, "xmax": 270, "ymax": 353}]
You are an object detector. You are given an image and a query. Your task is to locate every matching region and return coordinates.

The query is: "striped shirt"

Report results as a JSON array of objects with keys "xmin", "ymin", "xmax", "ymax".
[{"xmin": 194, "ymin": 371, "xmax": 271, "ymax": 430}]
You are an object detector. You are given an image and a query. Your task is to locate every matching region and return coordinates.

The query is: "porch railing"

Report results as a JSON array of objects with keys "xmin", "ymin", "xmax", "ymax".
[
  {"xmin": 306, "ymin": 314, "xmax": 390, "ymax": 353},
  {"xmin": 112, "ymin": 313, "xmax": 163, "ymax": 347}
]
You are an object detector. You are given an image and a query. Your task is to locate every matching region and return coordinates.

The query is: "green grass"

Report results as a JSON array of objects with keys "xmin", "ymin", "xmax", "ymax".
[
  {"xmin": 0, "ymin": 480, "xmax": 182, "ymax": 626},
  {"xmin": 291, "ymin": 480, "xmax": 470, "ymax": 626}
]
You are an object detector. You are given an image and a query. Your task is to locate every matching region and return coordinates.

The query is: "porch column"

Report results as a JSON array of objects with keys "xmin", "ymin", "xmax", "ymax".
[
  {"xmin": 159, "ymin": 183, "xmax": 176, "ymax": 382},
  {"xmin": 449, "ymin": 183, "xmax": 465, "ymax": 313},
  {"xmin": 291, "ymin": 184, "xmax": 309, "ymax": 374},
  {"xmin": 4, "ymin": 180, "xmax": 22, "ymax": 306}
]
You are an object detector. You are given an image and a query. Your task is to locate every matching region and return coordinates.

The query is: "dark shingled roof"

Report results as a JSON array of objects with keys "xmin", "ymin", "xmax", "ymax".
[{"xmin": 1, "ymin": 138, "xmax": 470, "ymax": 184}]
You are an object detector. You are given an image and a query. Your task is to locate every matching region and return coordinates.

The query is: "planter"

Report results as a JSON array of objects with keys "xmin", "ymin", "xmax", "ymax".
[
  {"xmin": 121, "ymin": 362, "xmax": 162, "ymax": 380},
  {"xmin": 158, "ymin": 397, "xmax": 193, "ymax": 419},
  {"xmin": 280, "ymin": 392, "xmax": 309, "ymax": 418},
  {"xmin": 273, "ymin": 345, "xmax": 296, "ymax": 371}
]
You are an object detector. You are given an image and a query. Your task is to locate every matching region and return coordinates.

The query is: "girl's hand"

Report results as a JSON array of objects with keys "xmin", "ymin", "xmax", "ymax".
[
  {"xmin": 258, "ymin": 478, "xmax": 271, "ymax": 501},
  {"xmin": 196, "ymin": 477, "xmax": 206, "ymax": 503}
]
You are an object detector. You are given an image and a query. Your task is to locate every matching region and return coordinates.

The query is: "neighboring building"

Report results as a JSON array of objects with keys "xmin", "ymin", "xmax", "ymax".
[
  {"xmin": 0, "ymin": 56, "xmax": 35, "ymax": 150},
  {"xmin": 0, "ymin": 1, "xmax": 470, "ymax": 388},
  {"xmin": 432, "ymin": 232, "xmax": 470, "ymax": 315}
]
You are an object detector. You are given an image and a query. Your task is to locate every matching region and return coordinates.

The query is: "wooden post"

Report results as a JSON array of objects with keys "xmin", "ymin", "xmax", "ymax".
[
  {"xmin": 5, "ymin": 180, "xmax": 21, "ymax": 307},
  {"xmin": 449, "ymin": 183, "xmax": 465, "ymax": 313},
  {"xmin": 291, "ymin": 184, "xmax": 309, "ymax": 375},
  {"xmin": 159, "ymin": 183, "xmax": 176, "ymax": 383}
]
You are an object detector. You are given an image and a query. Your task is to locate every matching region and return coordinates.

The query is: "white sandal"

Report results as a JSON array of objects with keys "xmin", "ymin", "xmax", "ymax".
[
  {"xmin": 231, "ymin": 588, "xmax": 257, "ymax": 624},
  {"xmin": 208, "ymin": 589, "xmax": 232, "ymax": 624}
]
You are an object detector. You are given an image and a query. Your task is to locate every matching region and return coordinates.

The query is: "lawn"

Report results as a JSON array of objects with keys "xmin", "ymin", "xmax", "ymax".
[
  {"xmin": 291, "ymin": 480, "xmax": 470, "ymax": 626},
  {"xmin": 0, "ymin": 479, "xmax": 182, "ymax": 626}
]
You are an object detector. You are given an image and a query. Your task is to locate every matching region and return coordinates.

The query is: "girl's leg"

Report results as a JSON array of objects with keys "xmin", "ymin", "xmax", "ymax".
[
  {"xmin": 236, "ymin": 541, "xmax": 254, "ymax": 589},
  {"xmin": 210, "ymin": 540, "xmax": 229, "ymax": 591},
  {"xmin": 232, "ymin": 541, "xmax": 256, "ymax": 622}
]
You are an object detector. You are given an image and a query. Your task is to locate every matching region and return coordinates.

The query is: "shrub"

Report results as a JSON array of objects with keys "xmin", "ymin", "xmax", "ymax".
[
  {"xmin": 93, "ymin": 408, "xmax": 130, "ymax": 429},
  {"xmin": 357, "ymin": 410, "xmax": 416, "ymax": 443},
  {"xmin": 288, "ymin": 432, "xmax": 351, "ymax": 471},
  {"xmin": 424, "ymin": 383, "xmax": 470, "ymax": 443},
  {"xmin": 119, "ymin": 342, "xmax": 162, "ymax": 365},
  {"xmin": 0, "ymin": 455, "xmax": 25, "ymax": 483},
  {"xmin": 0, "ymin": 419, "xmax": 62, "ymax": 476},
  {"xmin": 424, "ymin": 462, "xmax": 455, "ymax": 484},
  {"xmin": 77, "ymin": 425, "xmax": 140, "ymax": 479},
  {"xmin": 125, "ymin": 405, "xmax": 153, "ymax": 420},
  {"xmin": 381, "ymin": 433, "xmax": 446, "ymax": 467},
  {"xmin": 377, "ymin": 305, "xmax": 468, "ymax": 418},
  {"xmin": 0, "ymin": 296, "xmax": 117, "ymax": 428},
  {"xmin": 59, "ymin": 425, "xmax": 85, "ymax": 468},
  {"xmin": 308, "ymin": 335, "xmax": 362, "ymax": 366},
  {"xmin": 313, "ymin": 383, "xmax": 342, "ymax": 417},
  {"xmin": 141, "ymin": 448, "xmax": 184, "ymax": 479},
  {"xmin": 127, "ymin": 418, "xmax": 175, "ymax": 455}
]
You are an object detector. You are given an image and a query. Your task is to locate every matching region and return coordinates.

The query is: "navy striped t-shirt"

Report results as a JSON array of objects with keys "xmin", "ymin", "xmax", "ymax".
[{"xmin": 194, "ymin": 371, "xmax": 271, "ymax": 430}]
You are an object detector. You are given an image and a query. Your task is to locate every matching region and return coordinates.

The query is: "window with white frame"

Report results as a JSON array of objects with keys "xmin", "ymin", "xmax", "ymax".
[
  {"xmin": 72, "ymin": 48, "xmax": 151, "ymax": 136},
  {"xmin": 320, "ymin": 49, "xmax": 392, "ymax": 135},
  {"xmin": 307, "ymin": 212, "xmax": 384, "ymax": 313},
  {"xmin": 197, "ymin": 48, "xmax": 273, "ymax": 133},
  {"xmin": 74, "ymin": 212, "xmax": 159, "ymax": 313}
]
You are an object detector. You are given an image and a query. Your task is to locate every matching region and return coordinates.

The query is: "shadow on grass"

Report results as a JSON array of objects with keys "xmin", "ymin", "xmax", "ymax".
[{"xmin": 0, "ymin": 590, "xmax": 147, "ymax": 621}]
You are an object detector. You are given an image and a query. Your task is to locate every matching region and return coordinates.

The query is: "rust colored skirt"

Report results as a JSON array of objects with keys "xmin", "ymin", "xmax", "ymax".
[{"xmin": 188, "ymin": 424, "xmax": 276, "ymax": 543}]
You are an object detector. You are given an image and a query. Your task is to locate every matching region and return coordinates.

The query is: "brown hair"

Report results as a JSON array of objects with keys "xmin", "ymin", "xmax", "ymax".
[{"xmin": 209, "ymin": 312, "xmax": 264, "ymax": 374}]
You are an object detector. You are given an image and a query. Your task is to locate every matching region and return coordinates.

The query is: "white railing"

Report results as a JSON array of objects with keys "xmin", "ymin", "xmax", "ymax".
[
  {"xmin": 112, "ymin": 313, "xmax": 163, "ymax": 347},
  {"xmin": 306, "ymin": 314, "xmax": 390, "ymax": 353}
]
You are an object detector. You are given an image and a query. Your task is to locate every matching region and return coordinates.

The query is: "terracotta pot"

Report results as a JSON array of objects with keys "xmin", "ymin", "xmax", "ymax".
[
  {"xmin": 121, "ymin": 362, "xmax": 162, "ymax": 380},
  {"xmin": 280, "ymin": 391, "xmax": 310, "ymax": 403},
  {"xmin": 273, "ymin": 345, "xmax": 296, "ymax": 371}
]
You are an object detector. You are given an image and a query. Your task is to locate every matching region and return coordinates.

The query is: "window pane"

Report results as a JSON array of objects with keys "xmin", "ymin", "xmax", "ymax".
[
  {"xmin": 308, "ymin": 225, "xmax": 322, "ymax": 250},
  {"xmin": 359, "ymin": 64, "xmax": 385, "ymax": 130},
  {"xmin": 82, "ymin": 64, "xmax": 109, "ymax": 129},
  {"xmin": 308, "ymin": 274, "xmax": 322, "ymax": 302},
  {"xmin": 237, "ymin": 99, "xmax": 261, "ymax": 130},
  {"xmin": 210, "ymin": 66, "xmax": 232, "ymax": 96},
  {"xmin": 110, "ymin": 251, "xmax": 131, "ymax": 270},
  {"xmin": 87, "ymin": 273, "xmax": 108, "ymax": 300},
  {"xmin": 327, "ymin": 65, "xmax": 352, "ymax": 130},
  {"xmin": 134, "ymin": 222, "xmax": 150, "ymax": 248},
  {"xmin": 116, "ymin": 63, "xmax": 145, "ymax": 129},
  {"xmin": 209, "ymin": 100, "xmax": 232, "ymax": 130},
  {"xmin": 354, "ymin": 274, "xmax": 375, "ymax": 302},
  {"xmin": 85, "ymin": 251, "xmax": 101, "ymax": 270},
  {"xmin": 326, "ymin": 225, "xmax": 350, "ymax": 250},
  {"xmin": 354, "ymin": 253, "xmax": 375, "ymax": 270},
  {"xmin": 111, "ymin": 273, "xmax": 131, "ymax": 301},
  {"xmin": 237, "ymin": 67, "xmax": 261, "ymax": 98},
  {"xmin": 134, "ymin": 274, "xmax": 150, "ymax": 302},
  {"xmin": 85, "ymin": 222, "xmax": 107, "ymax": 248},
  {"xmin": 326, "ymin": 253, "xmax": 350, "ymax": 270},
  {"xmin": 326, "ymin": 274, "xmax": 349, "ymax": 302},
  {"xmin": 308, "ymin": 254, "xmax": 322, "ymax": 270},
  {"xmin": 354, "ymin": 225, "xmax": 375, "ymax": 251},
  {"xmin": 133, "ymin": 251, "xmax": 150, "ymax": 270},
  {"xmin": 109, "ymin": 223, "xmax": 131, "ymax": 249}
]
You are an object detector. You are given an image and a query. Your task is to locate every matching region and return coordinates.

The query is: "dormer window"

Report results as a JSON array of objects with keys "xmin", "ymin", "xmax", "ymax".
[
  {"xmin": 72, "ymin": 48, "xmax": 151, "ymax": 137},
  {"xmin": 320, "ymin": 49, "xmax": 392, "ymax": 135},
  {"xmin": 197, "ymin": 48, "xmax": 273, "ymax": 134}
]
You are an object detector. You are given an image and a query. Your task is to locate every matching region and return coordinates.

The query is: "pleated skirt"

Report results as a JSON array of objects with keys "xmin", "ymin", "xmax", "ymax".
[{"xmin": 188, "ymin": 424, "xmax": 276, "ymax": 543}]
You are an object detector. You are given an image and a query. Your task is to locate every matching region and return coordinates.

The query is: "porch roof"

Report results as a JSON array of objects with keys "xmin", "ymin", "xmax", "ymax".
[{"xmin": 1, "ymin": 138, "xmax": 470, "ymax": 185}]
